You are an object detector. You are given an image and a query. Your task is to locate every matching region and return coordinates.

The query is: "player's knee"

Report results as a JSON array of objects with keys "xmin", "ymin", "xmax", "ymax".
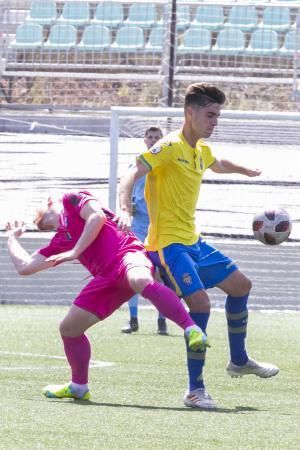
[
  {"xmin": 129, "ymin": 275, "xmax": 153, "ymax": 293},
  {"xmin": 59, "ymin": 319, "xmax": 77, "ymax": 337},
  {"xmin": 127, "ymin": 267, "xmax": 153, "ymax": 293},
  {"xmin": 235, "ymin": 276, "xmax": 252, "ymax": 297},
  {"xmin": 185, "ymin": 290, "xmax": 211, "ymax": 313}
]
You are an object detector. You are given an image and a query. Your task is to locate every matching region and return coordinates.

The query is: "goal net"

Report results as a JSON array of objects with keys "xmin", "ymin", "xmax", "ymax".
[{"xmin": 109, "ymin": 106, "xmax": 300, "ymax": 241}]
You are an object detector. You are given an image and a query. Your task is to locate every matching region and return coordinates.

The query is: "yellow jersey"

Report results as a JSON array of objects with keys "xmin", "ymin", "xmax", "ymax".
[{"xmin": 139, "ymin": 129, "xmax": 216, "ymax": 251}]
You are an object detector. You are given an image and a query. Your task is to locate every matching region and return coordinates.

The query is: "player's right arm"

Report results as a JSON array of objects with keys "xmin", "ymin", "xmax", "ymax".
[
  {"xmin": 118, "ymin": 159, "xmax": 150, "ymax": 232},
  {"xmin": 7, "ymin": 224, "xmax": 54, "ymax": 275}
]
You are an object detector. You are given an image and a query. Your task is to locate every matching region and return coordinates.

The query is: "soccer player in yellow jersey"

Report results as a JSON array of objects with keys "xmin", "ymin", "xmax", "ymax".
[{"xmin": 118, "ymin": 83, "xmax": 279, "ymax": 409}]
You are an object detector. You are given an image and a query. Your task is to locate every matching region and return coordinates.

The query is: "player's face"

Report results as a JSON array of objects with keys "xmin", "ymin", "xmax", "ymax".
[
  {"xmin": 144, "ymin": 131, "xmax": 162, "ymax": 150},
  {"xmin": 189, "ymin": 103, "xmax": 221, "ymax": 139}
]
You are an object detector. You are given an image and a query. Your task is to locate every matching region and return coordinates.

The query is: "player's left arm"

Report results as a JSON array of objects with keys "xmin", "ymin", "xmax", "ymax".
[
  {"xmin": 210, "ymin": 159, "xmax": 261, "ymax": 177},
  {"xmin": 46, "ymin": 200, "xmax": 106, "ymax": 266},
  {"xmin": 6, "ymin": 223, "xmax": 55, "ymax": 275}
]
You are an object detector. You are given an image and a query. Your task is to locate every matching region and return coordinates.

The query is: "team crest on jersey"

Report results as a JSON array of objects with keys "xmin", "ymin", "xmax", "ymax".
[
  {"xmin": 150, "ymin": 145, "xmax": 161, "ymax": 154},
  {"xmin": 182, "ymin": 273, "xmax": 192, "ymax": 285}
]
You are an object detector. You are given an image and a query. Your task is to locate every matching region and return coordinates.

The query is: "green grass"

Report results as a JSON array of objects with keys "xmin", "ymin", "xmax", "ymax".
[{"xmin": 0, "ymin": 305, "xmax": 299, "ymax": 450}]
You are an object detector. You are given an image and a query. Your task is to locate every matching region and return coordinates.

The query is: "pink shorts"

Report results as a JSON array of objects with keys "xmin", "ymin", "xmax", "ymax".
[{"xmin": 74, "ymin": 251, "xmax": 153, "ymax": 320}]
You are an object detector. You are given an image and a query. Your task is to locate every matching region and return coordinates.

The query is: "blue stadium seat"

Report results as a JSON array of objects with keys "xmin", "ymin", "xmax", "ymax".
[
  {"xmin": 10, "ymin": 23, "xmax": 44, "ymax": 49},
  {"xmin": 77, "ymin": 24, "xmax": 111, "ymax": 51},
  {"xmin": 177, "ymin": 27, "xmax": 211, "ymax": 53},
  {"xmin": 176, "ymin": 5, "xmax": 191, "ymax": 32},
  {"xmin": 279, "ymin": 29, "xmax": 298, "ymax": 55},
  {"xmin": 26, "ymin": 1, "xmax": 57, "ymax": 26},
  {"xmin": 111, "ymin": 26, "xmax": 144, "ymax": 52},
  {"xmin": 123, "ymin": 3, "xmax": 157, "ymax": 29},
  {"xmin": 91, "ymin": 2, "xmax": 124, "ymax": 29},
  {"xmin": 246, "ymin": 29, "xmax": 279, "ymax": 55},
  {"xmin": 145, "ymin": 26, "xmax": 164, "ymax": 53},
  {"xmin": 58, "ymin": 1, "xmax": 90, "ymax": 27},
  {"xmin": 225, "ymin": 6, "xmax": 258, "ymax": 32},
  {"xmin": 191, "ymin": 6, "xmax": 224, "ymax": 32},
  {"xmin": 44, "ymin": 23, "xmax": 77, "ymax": 50},
  {"xmin": 212, "ymin": 28, "xmax": 245, "ymax": 55},
  {"xmin": 259, "ymin": 7, "xmax": 291, "ymax": 32}
]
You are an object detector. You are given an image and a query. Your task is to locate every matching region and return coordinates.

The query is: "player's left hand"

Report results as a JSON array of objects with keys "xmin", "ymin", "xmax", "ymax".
[
  {"xmin": 46, "ymin": 250, "xmax": 77, "ymax": 266},
  {"xmin": 244, "ymin": 168, "xmax": 261, "ymax": 177},
  {"xmin": 114, "ymin": 210, "xmax": 132, "ymax": 233},
  {"xmin": 6, "ymin": 221, "xmax": 26, "ymax": 239}
]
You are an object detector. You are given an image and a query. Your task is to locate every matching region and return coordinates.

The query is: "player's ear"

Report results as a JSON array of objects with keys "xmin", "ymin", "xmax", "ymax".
[
  {"xmin": 47, "ymin": 197, "xmax": 53, "ymax": 208},
  {"xmin": 184, "ymin": 105, "xmax": 193, "ymax": 119}
]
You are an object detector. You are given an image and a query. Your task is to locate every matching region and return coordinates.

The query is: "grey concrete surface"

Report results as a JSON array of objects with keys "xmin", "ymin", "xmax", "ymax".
[
  {"xmin": 1, "ymin": 234, "xmax": 299, "ymax": 310},
  {"xmin": 0, "ymin": 132, "xmax": 299, "ymax": 310}
]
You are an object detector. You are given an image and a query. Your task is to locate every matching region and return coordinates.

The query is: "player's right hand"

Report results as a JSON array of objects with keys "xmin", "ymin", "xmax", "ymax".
[
  {"xmin": 6, "ymin": 221, "xmax": 26, "ymax": 239},
  {"xmin": 114, "ymin": 210, "xmax": 132, "ymax": 233}
]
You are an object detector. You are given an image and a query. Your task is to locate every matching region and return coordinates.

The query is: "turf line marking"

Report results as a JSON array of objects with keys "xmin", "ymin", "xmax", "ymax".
[{"xmin": 0, "ymin": 350, "xmax": 114, "ymax": 369}]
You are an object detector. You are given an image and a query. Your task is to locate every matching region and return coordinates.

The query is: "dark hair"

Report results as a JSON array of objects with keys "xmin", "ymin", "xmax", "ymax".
[
  {"xmin": 144, "ymin": 126, "xmax": 163, "ymax": 137},
  {"xmin": 184, "ymin": 83, "xmax": 226, "ymax": 109}
]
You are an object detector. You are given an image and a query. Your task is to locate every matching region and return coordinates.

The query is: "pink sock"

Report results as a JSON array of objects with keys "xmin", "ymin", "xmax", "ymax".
[
  {"xmin": 62, "ymin": 334, "xmax": 91, "ymax": 384},
  {"xmin": 142, "ymin": 281, "xmax": 195, "ymax": 330}
]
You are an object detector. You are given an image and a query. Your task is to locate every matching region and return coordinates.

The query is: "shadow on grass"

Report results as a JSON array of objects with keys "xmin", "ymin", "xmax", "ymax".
[{"xmin": 44, "ymin": 399, "xmax": 260, "ymax": 413}]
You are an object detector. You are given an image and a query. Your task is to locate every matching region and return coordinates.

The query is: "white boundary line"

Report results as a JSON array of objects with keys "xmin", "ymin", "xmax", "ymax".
[{"xmin": 0, "ymin": 350, "xmax": 114, "ymax": 370}]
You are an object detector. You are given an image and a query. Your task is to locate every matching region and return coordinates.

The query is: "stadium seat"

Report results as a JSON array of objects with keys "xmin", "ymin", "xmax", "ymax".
[
  {"xmin": 191, "ymin": 6, "xmax": 224, "ymax": 32},
  {"xmin": 225, "ymin": 6, "xmax": 258, "ymax": 32},
  {"xmin": 246, "ymin": 29, "xmax": 279, "ymax": 55},
  {"xmin": 44, "ymin": 23, "xmax": 77, "ymax": 50},
  {"xmin": 111, "ymin": 26, "xmax": 144, "ymax": 52},
  {"xmin": 177, "ymin": 27, "xmax": 211, "ymax": 53},
  {"xmin": 176, "ymin": 5, "xmax": 191, "ymax": 32},
  {"xmin": 212, "ymin": 28, "xmax": 245, "ymax": 55},
  {"xmin": 77, "ymin": 24, "xmax": 111, "ymax": 51},
  {"xmin": 259, "ymin": 7, "xmax": 291, "ymax": 32},
  {"xmin": 123, "ymin": 3, "xmax": 157, "ymax": 29},
  {"xmin": 26, "ymin": 1, "xmax": 57, "ymax": 26},
  {"xmin": 10, "ymin": 23, "xmax": 44, "ymax": 49},
  {"xmin": 58, "ymin": 1, "xmax": 90, "ymax": 27},
  {"xmin": 91, "ymin": 2, "xmax": 124, "ymax": 29},
  {"xmin": 145, "ymin": 26, "xmax": 164, "ymax": 53},
  {"xmin": 279, "ymin": 29, "xmax": 298, "ymax": 56}
]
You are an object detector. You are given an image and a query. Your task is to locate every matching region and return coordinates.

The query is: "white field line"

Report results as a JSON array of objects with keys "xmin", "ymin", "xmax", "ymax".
[{"xmin": 0, "ymin": 350, "xmax": 114, "ymax": 370}]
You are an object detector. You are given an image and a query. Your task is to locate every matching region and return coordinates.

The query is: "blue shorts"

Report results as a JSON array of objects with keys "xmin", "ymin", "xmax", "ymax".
[{"xmin": 148, "ymin": 239, "xmax": 238, "ymax": 297}]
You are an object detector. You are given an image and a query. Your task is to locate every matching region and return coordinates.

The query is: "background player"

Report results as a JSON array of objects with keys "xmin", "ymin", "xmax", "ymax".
[
  {"xmin": 122, "ymin": 126, "xmax": 168, "ymax": 335},
  {"xmin": 117, "ymin": 83, "xmax": 279, "ymax": 410},
  {"xmin": 6, "ymin": 190, "xmax": 208, "ymax": 401}
]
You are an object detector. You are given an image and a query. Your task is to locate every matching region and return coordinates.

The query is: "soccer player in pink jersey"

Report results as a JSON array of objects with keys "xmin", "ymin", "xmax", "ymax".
[{"xmin": 6, "ymin": 190, "xmax": 208, "ymax": 400}]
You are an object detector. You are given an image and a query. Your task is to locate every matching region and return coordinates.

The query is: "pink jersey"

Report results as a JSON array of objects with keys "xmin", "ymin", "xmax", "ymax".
[{"xmin": 38, "ymin": 190, "xmax": 147, "ymax": 276}]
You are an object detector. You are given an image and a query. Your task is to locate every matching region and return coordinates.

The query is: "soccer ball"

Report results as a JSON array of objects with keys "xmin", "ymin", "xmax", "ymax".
[{"xmin": 252, "ymin": 208, "xmax": 292, "ymax": 245}]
